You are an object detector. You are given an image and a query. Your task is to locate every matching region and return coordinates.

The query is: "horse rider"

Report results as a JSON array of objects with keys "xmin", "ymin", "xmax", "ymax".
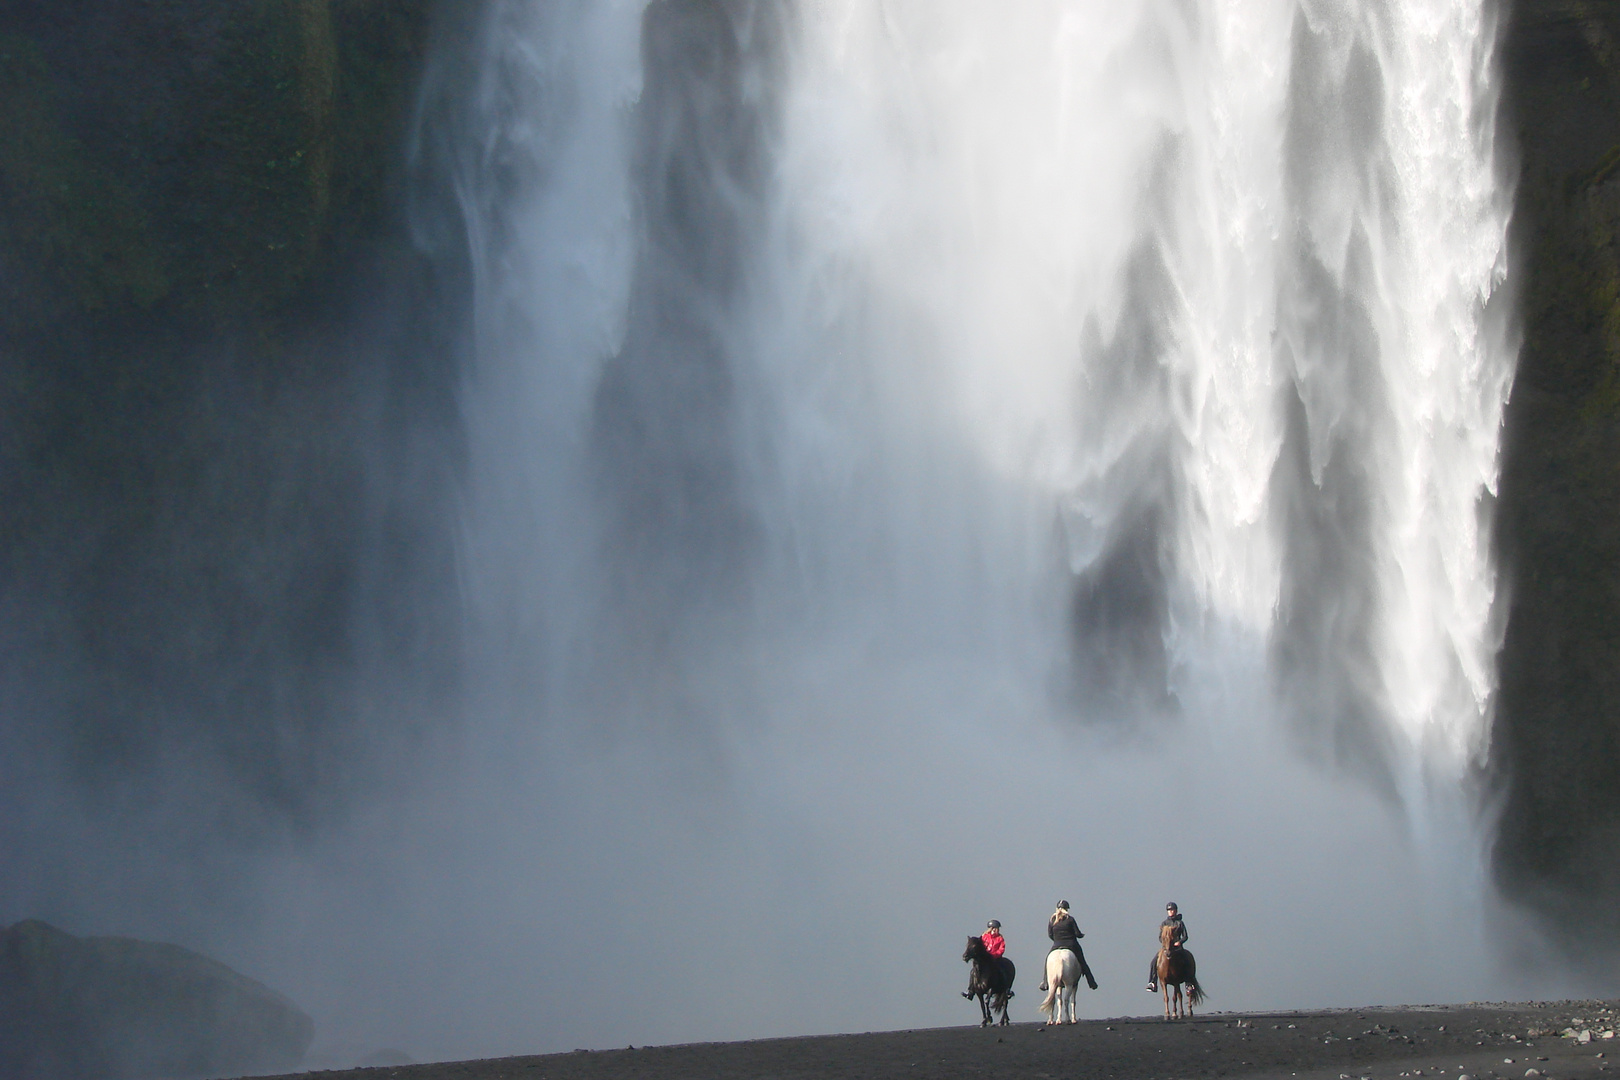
[
  {"xmin": 1037, "ymin": 900, "xmax": 1098, "ymax": 992},
  {"xmin": 982, "ymin": 920, "xmax": 1006, "ymax": 957},
  {"xmin": 1146, "ymin": 901, "xmax": 1189, "ymax": 992},
  {"xmin": 964, "ymin": 920, "xmax": 1008, "ymax": 998}
]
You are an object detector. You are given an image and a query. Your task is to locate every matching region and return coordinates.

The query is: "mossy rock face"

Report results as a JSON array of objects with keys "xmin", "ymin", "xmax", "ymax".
[
  {"xmin": 0, "ymin": 919, "xmax": 313, "ymax": 1080},
  {"xmin": 1491, "ymin": 0, "xmax": 1620, "ymax": 948},
  {"xmin": 0, "ymin": 34, "xmax": 169, "ymax": 317},
  {"xmin": 0, "ymin": 0, "xmax": 430, "ymax": 326},
  {"xmin": 0, "ymin": 2, "xmax": 449, "ymax": 839},
  {"xmin": 165, "ymin": 0, "xmax": 342, "ymax": 310}
]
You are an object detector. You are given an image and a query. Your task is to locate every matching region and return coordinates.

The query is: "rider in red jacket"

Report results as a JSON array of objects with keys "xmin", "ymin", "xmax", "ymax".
[{"xmin": 964, "ymin": 920, "xmax": 1007, "ymax": 997}]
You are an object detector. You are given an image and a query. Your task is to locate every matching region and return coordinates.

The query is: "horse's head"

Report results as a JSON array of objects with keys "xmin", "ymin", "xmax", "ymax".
[
  {"xmin": 1160, "ymin": 923, "xmax": 1178, "ymax": 948},
  {"xmin": 964, "ymin": 936, "xmax": 987, "ymax": 961}
]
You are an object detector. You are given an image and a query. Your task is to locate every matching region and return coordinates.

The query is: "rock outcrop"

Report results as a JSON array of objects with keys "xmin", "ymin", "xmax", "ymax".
[{"xmin": 0, "ymin": 919, "xmax": 313, "ymax": 1080}]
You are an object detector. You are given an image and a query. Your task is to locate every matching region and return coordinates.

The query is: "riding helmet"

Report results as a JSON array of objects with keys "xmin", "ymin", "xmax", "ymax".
[
  {"xmin": 1056, "ymin": 900, "xmax": 1070, "ymax": 910},
  {"xmin": 1166, "ymin": 902, "xmax": 1178, "ymax": 911},
  {"xmin": 987, "ymin": 920, "xmax": 1001, "ymax": 929}
]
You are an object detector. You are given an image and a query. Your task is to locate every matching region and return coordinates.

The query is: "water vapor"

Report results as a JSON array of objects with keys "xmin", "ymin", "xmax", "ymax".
[{"xmin": 0, "ymin": 0, "xmax": 1558, "ymax": 1069}]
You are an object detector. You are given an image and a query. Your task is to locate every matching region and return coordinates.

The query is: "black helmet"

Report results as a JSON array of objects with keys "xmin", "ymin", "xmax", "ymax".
[
  {"xmin": 987, "ymin": 919, "xmax": 1001, "ymax": 929},
  {"xmin": 1057, "ymin": 900, "xmax": 1070, "ymax": 910},
  {"xmin": 1166, "ymin": 902, "xmax": 1178, "ymax": 912}
]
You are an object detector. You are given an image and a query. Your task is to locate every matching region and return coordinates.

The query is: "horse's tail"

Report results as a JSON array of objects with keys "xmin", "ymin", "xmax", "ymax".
[{"xmin": 1186, "ymin": 953, "xmax": 1205, "ymax": 1007}]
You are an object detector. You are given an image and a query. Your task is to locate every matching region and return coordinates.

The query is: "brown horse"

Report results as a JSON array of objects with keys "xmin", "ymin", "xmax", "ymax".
[{"xmin": 1156, "ymin": 923, "xmax": 1205, "ymax": 1020}]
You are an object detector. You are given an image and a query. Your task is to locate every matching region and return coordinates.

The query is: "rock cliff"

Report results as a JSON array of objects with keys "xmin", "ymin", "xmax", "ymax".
[
  {"xmin": 0, "ymin": 0, "xmax": 458, "ymax": 843},
  {"xmin": 1491, "ymin": 0, "xmax": 1620, "ymax": 952}
]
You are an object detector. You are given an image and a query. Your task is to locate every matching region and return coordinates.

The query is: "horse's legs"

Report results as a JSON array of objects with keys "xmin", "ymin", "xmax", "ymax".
[
  {"xmin": 979, "ymin": 991, "xmax": 992, "ymax": 1026},
  {"xmin": 1162, "ymin": 981, "xmax": 1171, "ymax": 1020},
  {"xmin": 1043, "ymin": 955, "xmax": 1062, "ymax": 1025}
]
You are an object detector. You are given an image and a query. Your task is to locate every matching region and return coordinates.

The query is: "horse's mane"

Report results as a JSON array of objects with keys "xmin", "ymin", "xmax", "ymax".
[{"xmin": 1160, "ymin": 922, "xmax": 1178, "ymax": 948}]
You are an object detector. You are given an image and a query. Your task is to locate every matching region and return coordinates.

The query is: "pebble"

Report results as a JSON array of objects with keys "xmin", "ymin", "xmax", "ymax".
[
  {"xmin": 1460, "ymin": 1073, "xmax": 1474, "ymax": 1080},
  {"xmin": 1526, "ymin": 1070, "xmax": 1541, "ymax": 1078}
]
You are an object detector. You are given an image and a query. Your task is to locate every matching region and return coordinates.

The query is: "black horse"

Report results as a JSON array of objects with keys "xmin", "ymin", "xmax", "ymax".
[{"xmin": 962, "ymin": 937, "xmax": 1016, "ymax": 1026}]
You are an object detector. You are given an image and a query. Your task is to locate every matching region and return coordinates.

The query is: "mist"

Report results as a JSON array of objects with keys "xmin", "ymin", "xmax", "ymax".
[{"xmin": 0, "ymin": 0, "xmax": 1587, "ymax": 1069}]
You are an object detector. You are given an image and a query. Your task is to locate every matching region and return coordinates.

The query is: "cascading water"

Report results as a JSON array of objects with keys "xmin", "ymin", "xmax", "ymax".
[{"xmin": 310, "ymin": 0, "xmax": 1522, "ymax": 1061}]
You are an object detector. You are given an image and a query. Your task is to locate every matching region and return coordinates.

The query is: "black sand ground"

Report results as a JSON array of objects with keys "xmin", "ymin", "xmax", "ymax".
[{"xmin": 252, "ymin": 1001, "xmax": 1620, "ymax": 1080}]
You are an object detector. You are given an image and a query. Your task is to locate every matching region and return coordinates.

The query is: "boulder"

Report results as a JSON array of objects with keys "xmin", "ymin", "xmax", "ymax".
[{"xmin": 0, "ymin": 919, "xmax": 313, "ymax": 1080}]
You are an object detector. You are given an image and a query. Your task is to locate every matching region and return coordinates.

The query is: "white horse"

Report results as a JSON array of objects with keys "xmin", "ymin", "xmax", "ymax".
[{"xmin": 1037, "ymin": 949, "xmax": 1080, "ymax": 1024}]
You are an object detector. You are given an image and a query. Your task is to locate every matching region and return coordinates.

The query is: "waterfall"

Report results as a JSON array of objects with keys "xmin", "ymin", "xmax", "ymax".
[{"xmin": 374, "ymin": 0, "xmax": 1518, "ymax": 1058}]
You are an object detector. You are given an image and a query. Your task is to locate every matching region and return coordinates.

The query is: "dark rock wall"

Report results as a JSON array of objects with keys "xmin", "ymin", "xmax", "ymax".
[
  {"xmin": 1492, "ymin": 0, "xmax": 1620, "ymax": 949},
  {"xmin": 0, "ymin": 0, "xmax": 460, "ymax": 884}
]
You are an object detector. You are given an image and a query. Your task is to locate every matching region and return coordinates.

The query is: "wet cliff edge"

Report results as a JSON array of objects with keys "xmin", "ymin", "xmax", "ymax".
[{"xmin": 1490, "ymin": 0, "xmax": 1620, "ymax": 952}]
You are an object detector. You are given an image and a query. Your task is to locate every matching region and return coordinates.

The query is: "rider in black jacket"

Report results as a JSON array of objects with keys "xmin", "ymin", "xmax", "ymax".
[
  {"xmin": 1146, "ymin": 902, "xmax": 1189, "ymax": 992},
  {"xmin": 1037, "ymin": 900, "xmax": 1099, "ymax": 992}
]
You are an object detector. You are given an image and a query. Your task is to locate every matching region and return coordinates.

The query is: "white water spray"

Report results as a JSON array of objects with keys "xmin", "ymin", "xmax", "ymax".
[{"xmin": 290, "ymin": 0, "xmax": 1520, "ymax": 1060}]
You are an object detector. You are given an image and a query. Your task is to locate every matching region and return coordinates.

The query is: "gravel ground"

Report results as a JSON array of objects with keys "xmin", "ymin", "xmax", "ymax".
[{"xmin": 249, "ymin": 1000, "xmax": 1620, "ymax": 1080}]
